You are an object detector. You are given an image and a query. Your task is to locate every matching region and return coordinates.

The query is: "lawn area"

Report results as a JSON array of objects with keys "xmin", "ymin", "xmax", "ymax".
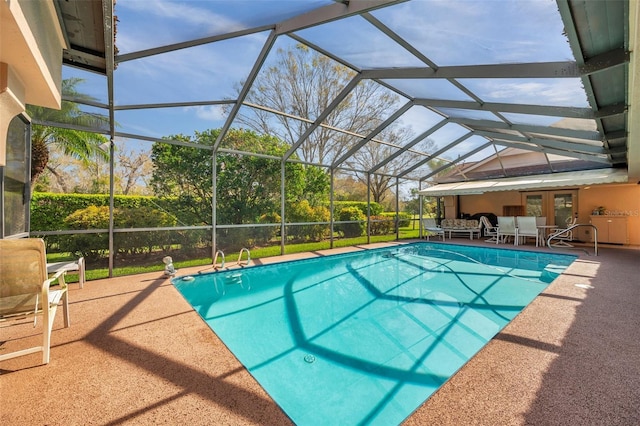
[{"xmin": 56, "ymin": 225, "xmax": 421, "ymax": 282}]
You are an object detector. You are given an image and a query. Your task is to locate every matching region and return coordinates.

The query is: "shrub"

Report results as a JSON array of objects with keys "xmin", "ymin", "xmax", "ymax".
[
  {"xmin": 286, "ymin": 200, "xmax": 330, "ymax": 242},
  {"xmin": 59, "ymin": 206, "xmax": 110, "ymax": 260},
  {"xmin": 114, "ymin": 206, "xmax": 178, "ymax": 255},
  {"xmin": 256, "ymin": 212, "xmax": 282, "ymax": 245},
  {"xmin": 370, "ymin": 215, "xmax": 394, "ymax": 235},
  {"xmin": 380, "ymin": 212, "xmax": 412, "ymax": 229},
  {"xmin": 335, "ymin": 206, "xmax": 366, "ymax": 238},
  {"xmin": 331, "ymin": 201, "xmax": 383, "ymax": 216},
  {"xmin": 60, "ymin": 205, "xmax": 179, "ymax": 260}
]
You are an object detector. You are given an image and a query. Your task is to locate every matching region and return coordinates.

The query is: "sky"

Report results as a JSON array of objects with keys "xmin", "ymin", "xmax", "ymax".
[{"xmin": 61, "ymin": 0, "xmax": 591, "ymax": 182}]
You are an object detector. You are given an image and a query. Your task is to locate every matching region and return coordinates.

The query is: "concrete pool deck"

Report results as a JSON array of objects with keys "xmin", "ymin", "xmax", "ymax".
[{"xmin": 1, "ymin": 240, "xmax": 639, "ymax": 425}]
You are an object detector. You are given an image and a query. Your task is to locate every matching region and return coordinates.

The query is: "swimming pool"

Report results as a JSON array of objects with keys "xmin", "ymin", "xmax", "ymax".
[{"xmin": 173, "ymin": 242, "xmax": 576, "ymax": 425}]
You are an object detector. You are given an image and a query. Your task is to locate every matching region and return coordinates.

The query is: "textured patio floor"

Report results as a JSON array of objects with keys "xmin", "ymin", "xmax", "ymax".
[{"xmin": 1, "ymin": 240, "xmax": 639, "ymax": 425}]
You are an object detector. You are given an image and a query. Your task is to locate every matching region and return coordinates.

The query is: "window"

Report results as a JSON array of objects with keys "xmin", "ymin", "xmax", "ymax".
[{"xmin": 1, "ymin": 114, "xmax": 30, "ymax": 238}]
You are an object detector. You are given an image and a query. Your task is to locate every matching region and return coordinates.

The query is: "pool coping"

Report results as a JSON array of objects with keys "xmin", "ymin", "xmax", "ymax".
[{"xmin": 1, "ymin": 240, "xmax": 639, "ymax": 425}]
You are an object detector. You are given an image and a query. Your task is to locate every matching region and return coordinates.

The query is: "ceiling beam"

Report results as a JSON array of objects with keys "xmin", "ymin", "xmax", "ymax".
[
  {"xmin": 492, "ymin": 140, "xmax": 614, "ymax": 164},
  {"xmin": 116, "ymin": 25, "xmax": 274, "ymax": 63},
  {"xmin": 580, "ymin": 47, "xmax": 630, "ymax": 75},
  {"xmin": 276, "ymin": 0, "xmax": 406, "ymax": 34},
  {"xmin": 332, "ymin": 101, "xmax": 414, "ymax": 168},
  {"xmin": 362, "ymin": 61, "xmax": 580, "ymax": 80},
  {"xmin": 420, "ymin": 142, "xmax": 493, "ymax": 181},
  {"xmin": 212, "ymin": 31, "xmax": 278, "ymax": 152},
  {"xmin": 450, "ymin": 117, "xmax": 601, "ymax": 141},
  {"xmin": 368, "ymin": 119, "xmax": 449, "ymax": 173},
  {"xmin": 478, "ymin": 131, "xmax": 621, "ymax": 157},
  {"xmin": 414, "ymin": 99, "xmax": 594, "ymax": 118},
  {"xmin": 284, "ymin": 75, "xmax": 363, "ymax": 160},
  {"xmin": 397, "ymin": 132, "xmax": 473, "ymax": 178}
]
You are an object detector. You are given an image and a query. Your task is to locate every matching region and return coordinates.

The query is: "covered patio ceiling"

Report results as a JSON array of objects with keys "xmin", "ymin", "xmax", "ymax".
[{"xmin": 52, "ymin": 0, "xmax": 638, "ymax": 190}]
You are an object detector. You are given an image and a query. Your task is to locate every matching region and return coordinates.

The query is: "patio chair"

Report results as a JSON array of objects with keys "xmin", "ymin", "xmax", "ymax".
[
  {"xmin": 516, "ymin": 216, "xmax": 539, "ymax": 246},
  {"xmin": 47, "ymin": 256, "xmax": 85, "ymax": 289},
  {"xmin": 480, "ymin": 215, "xmax": 498, "ymax": 243},
  {"xmin": 496, "ymin": 216, "xmax": 518, "ymax": 245},
  {"xmin": 0, "ymin": 238, "xmax": 70, "ymax": 365},
  {"xmin": 550, "ymin": 217, "xmax": 577, "ymax": 247},
  {"xmin": 421, "ymin": 218, "xmax": 445, "ymax": 241}
]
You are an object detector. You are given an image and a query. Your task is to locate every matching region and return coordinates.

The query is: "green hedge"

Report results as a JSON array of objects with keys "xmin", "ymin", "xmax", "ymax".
[
  {"xmin": 380, "ymin": 212, "xmax": 412, "ymax": 228},
  {"xmin": 30, "ymin": 193, "xmax": 178, "ymax": 231},
  {"xmin": 30, "ymin": 193, "xmax": 397, "ymax": 258},
  {"xmin": 370, "ymin": 215, "xmax": 394, "ymax": 235},
  {"xmin": 334, "ymin": 206, "xmax": 366, "ymax": 238},
  {"xmin": 330, "ymin": 201, "xmax": 384, "ymax": 216},
  {"xmin": 31, "ymin": 194, "xmax": 388, "ymax": 232}
]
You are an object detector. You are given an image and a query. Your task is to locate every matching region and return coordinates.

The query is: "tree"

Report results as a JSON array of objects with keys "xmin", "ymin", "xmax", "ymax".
[
  {"xmin": 333, "ymin": 173, "xmax": 368, "ymax": 201},
  {"xmin": 115, "ymin": 149, "xmax": 153, "ymax": 195},
  {"xmin": 27, "ymin": 78, "xmax": 109, "ymax": 186},
  {"xmin": 150, "ymin": 128, "xmax": 329, "ymax": 226},
  {"xmin": 234, "ymin": 43, "xmax": 424, "ymax": 202},
  {"xmin": 345, "ymin": 126, "xmax": 419, "ymax": 204}
]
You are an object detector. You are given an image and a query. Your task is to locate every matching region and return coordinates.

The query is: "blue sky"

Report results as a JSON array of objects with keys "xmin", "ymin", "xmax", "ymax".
[{"xmin": 62, "ymin": 0, "xmax": 590, "ymax": 175}]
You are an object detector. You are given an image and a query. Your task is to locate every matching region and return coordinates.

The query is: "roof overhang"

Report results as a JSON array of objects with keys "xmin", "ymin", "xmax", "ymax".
[
  {"xmin": 55, "ymin": 0, "xmax": 107, "ymax": 74},
  {"xmin": 418, "ymin": 168, "xmax": 629, "ymax": 197}
]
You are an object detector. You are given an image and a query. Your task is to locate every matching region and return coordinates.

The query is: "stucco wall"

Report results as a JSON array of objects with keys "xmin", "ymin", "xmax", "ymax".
[
  {"xmin": 458, "ymin": 192, "xmax": 522, "ymax": 218},
  {"xmin": 448, "ymin": 183, "xmax": 640, "ymax": 246},
  {"xmin": 577, "ymin": 184, "xmax": 640, "ymax": 245}
]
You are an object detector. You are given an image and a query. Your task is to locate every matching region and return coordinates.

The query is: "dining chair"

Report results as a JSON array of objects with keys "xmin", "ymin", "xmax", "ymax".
[
  {"xmin": 496, "ymin": 216, "xmax": 517, "ymax": 245},
  {"xmin": 516, "ymin": 216, "xmax": 539, "ymax": 246}
]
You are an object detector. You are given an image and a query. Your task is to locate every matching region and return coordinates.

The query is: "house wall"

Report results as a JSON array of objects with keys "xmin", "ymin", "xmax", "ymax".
[
  {"xmin": 449, "ymin": 183, "xmax": 640, "ymax": 245},
  {"xmin": 577, "ymin": 184, "xmax": 640, "ymax": 245},
  {"xmin": 0, "ymin": 0, "xmax": 64, "ymax": 166},
  {"xmin": 458, "ymin": 192, "xmax": 522, "ymax": 218}
]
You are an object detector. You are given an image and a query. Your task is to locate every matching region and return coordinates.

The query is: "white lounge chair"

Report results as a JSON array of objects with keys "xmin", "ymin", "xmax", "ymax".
[
  {"xmin": 480, "ymin": 216, "xmax": 498, "ymax": 243},
  {"xmin": 421, "ymin": 218, "xmax": 445, "ymax": 241},
  {"xmin": 0, "ymin": 238, "xmax": 70, "ymax": 365}
]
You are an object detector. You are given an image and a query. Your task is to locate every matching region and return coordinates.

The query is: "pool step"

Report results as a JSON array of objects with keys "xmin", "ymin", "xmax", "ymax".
[{"xmin": 540, "ymin": 264, "xmax": 566, "ymax": 283}]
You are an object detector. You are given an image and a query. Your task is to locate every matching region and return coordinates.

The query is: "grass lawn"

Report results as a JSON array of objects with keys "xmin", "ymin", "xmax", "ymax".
[{"xmin": 56, "ymin": 226, "xmax": 422, "ymax": 282}]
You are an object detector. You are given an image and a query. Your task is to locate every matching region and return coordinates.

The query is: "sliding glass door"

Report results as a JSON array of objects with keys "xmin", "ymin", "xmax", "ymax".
[
  {"xmin": 523, "ymin": 190, "xmax": 577, "ymax": 227},
  {"xmin": 553, "ymin": 192, "xmax": 575, "ymax": 227}
]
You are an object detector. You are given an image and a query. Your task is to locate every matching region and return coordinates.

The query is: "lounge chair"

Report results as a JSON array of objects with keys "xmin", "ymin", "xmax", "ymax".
[
  {"xmin": 421, "ymin": 218, "xmax": 445, "ymax": 241},
  {"xmin": 480, "ymin": 216, "xmax": 498, "ymax": 242},
  {"xmin": 0, "ymin": 238, "xmax": 70, "ymax": 364}
]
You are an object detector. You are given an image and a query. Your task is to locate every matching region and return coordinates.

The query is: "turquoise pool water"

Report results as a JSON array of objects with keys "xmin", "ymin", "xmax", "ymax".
[{"xmin": 173, "ymin": 242, "xmax": 576, "ymax": 425}]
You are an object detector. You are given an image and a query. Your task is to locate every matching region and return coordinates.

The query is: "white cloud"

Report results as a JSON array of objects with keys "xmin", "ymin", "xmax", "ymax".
[
  {"xmin": 190, "ymin": 105, "xmax": 227, "ymax": 122},
  {"xmin": 120, "ymin": 0, "xmax": 244, "ymax": 33},
  {"xmin": 484, "ymin": 80, "xmax": 588, "ymax": 107}
]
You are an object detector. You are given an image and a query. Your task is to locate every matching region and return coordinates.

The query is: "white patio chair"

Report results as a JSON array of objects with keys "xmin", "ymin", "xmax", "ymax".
[
  {"xmin": 516, "ymin": 216, "xmax": 539, "ymax": 246},
  {"xmin": 0, "ymin": 238, "xmax": 70, "ymax": 365},
  {"xmin": 550, "ymin": 217, "xmax": 577, "ymax": 247},
  {"xmin": 47, "ymin": 257, "xmax": 85, "ymax": 289},
  {"xmin": 422, "ymin": 218, "xmax": 445, "ymax": 241},
  {"xmin": 496, "ymin": 216, "xmax": 518, "ymax": 245},
  {"xmin": 480, "ymin": 216, "xmax": 498, "ymax": 243}
]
